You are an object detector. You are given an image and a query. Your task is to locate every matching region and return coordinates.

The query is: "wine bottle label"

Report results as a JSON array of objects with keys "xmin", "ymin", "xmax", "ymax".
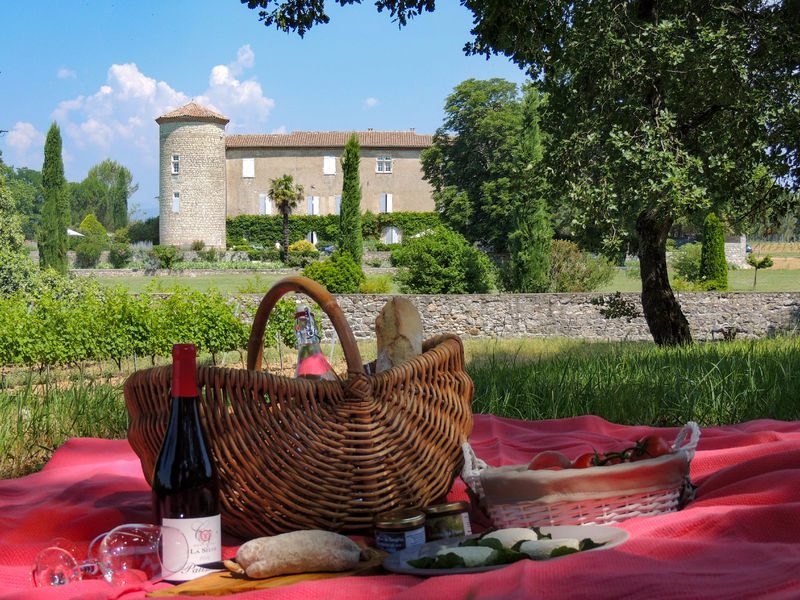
[{"xmin": 162, "ymin": 515, "xmax": 222, "ymax": 582}]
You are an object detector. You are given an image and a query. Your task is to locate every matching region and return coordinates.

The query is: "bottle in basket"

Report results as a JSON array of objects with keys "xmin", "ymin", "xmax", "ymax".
[
  {"xmin": 152, "ymin": 344, "xmax": 221, "ymax": 582},
  {"xmin": 294, "ymin": 305, "xmax": 337, "ymax": 380}
]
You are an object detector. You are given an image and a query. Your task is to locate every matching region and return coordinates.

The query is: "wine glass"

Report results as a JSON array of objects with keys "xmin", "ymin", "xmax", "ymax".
[{"xmin": 32, "ymin": 524, "xmax": 189, "ymax": 588}]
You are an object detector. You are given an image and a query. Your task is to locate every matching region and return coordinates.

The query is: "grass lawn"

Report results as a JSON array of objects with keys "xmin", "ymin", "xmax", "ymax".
[
  {"xmin": 598, "ymin": 267, "xmax": 800, "ymax": 293},
  {"xmin": 2, "ymin": 335, "xmax": 798, "ymax": 478},
  {"xmin": 92, "ymin": 272, "xmax": 288, "ymax": 294}
]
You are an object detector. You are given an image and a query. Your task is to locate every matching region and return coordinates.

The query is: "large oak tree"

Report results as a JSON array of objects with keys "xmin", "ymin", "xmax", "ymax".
[{"xmin": 242, "ymin": 0, "xmax": 800, "ymax": 345}]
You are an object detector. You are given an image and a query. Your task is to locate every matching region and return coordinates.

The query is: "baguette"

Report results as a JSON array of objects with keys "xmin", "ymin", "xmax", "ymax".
[
  {"xmin": 375, "ymin": 297, "xmax": 423, "ymax": 373},
  {"xmin": 225, "ymin": 530, "xmax": 363, "ymax": 579}
]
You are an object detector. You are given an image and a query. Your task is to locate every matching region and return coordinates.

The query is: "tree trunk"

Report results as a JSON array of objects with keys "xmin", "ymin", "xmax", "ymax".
[
  {"xmin": 282, "ymin": 213, "xmax": 289, "ymax": 263},
  {"xmin": 637, "ymin": 210, "xmax": 693, "ymax": 345}
]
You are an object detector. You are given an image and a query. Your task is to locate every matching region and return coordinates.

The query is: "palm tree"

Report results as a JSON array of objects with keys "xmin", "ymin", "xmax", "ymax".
[{"xmin": 268, "ymin": 174, "xmax": 304, "ymax": 262}]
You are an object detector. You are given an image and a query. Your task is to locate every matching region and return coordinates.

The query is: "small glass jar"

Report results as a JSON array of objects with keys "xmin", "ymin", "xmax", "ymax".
[
  {"xmin": 373, "ymin": 508, "xmax": 426, "ymax": 554},
  {"xmin": 423, "ymin": 501, "xmax": 472, "ymax": 541}
]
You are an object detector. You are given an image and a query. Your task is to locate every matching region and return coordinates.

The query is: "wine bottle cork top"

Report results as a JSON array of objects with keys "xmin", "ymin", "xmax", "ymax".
[{"xmin": 172, "ymin": 344, "xmax": 198, "ymax": 397}]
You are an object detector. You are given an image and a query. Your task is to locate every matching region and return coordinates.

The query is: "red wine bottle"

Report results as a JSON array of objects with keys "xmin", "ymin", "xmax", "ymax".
[{"xmin": 152, "ymin": 344, "xmax": 221, "ymax": 582}]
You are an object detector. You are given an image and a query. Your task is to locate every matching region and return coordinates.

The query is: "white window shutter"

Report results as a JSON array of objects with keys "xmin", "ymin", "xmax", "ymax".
[
  {"xmin": 259, "ymin": 193, "xmax": 267, "ymax": 215},
  {"xmin": 335, "ymin": 195, "xmax": 342, "ymax": 215},
  {"xmin": 306, "ymin": 195, "xmax": 313, "ymax": 214},
  {"xmin": 266, "ymin": 196, "xmax": 273, "ymax": 215},
  {"xmin": 386, "ymin": 193, "xmax": 393, "ymax": 213},
  {"xmin": 323, "ymin": 156, "xmax": 336, "ymax": 175},
  {"xmin": 313, "ymin": 196, "xmax": 320, "ymax": 215},
  {"xmin": 242, "ymin": 158, "xmax": 255, "ymax": 178}
]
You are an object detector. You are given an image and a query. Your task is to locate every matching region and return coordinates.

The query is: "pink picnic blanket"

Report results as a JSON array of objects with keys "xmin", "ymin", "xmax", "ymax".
[{"xmin": 2, "ymin": 414, "xmax": 799, "ymax": 599}]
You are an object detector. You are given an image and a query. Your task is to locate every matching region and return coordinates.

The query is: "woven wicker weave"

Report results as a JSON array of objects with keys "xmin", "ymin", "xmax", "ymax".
[
  {"xmin": 125, "ymin": 276, "xmax": 474, "ymax": 538},
  {"xmin": 462, "ymin": 422, "xmax": 700, "ymax": 528}
]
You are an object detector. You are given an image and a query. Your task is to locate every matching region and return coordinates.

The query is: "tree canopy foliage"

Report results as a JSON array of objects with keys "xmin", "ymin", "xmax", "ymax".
[
  {"xmin": 421, "ymin": 78, "xmax": 547, "ymax": 254},
  {"xmin": 70, "ymin": 159, "xmax": 137, "ymax": 231},
  {"xmin": 269, "ymin": 174, "xmax": 304, "ymax": 262},
  {"xmin": 242, "ymin": 0, "xmax": 800, "ymax": 345}
]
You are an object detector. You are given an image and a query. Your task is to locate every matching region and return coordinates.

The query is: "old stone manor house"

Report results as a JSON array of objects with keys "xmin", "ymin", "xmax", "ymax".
[{"xmin": 156, "ymin": 102, "xmax": 435, "ymax": 249}]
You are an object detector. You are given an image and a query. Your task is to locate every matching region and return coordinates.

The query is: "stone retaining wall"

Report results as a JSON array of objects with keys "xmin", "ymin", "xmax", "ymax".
[{"xmin": 238, "ymin": 292, "xmax": 800, "ymax": 342}]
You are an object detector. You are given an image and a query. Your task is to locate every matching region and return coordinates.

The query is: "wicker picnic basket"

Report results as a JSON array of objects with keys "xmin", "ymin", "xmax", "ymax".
[
  {"xmin": 461, "ymin": 422, "xmax": 700, "ymax": 528},
  {"xmin": 124, "ymin": 276, "xmax": 474, "ymax": 539}
]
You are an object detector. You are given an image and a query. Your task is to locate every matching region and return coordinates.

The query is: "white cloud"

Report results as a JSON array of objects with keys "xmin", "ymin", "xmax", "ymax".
[
  {"xmin": 4, "ymin": 122, "xmax": 45, "ymax": 168},
  {"xmin": 271, "ymin": 125, "xmax": 288, "ymax": 134},
  {"xmin": 363, "ymin": 97, "xmax": 379, "ymax": 109},
  {"xmin": 35, "ymin": 45, "xmax": 275, "ymax": 216},
  {"xmin": 57, "ymin": 68, "xmax": 77, "ymax": 80}
]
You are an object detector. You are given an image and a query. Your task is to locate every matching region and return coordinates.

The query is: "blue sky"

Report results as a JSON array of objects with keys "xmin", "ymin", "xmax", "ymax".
[{"xmin": 0, "ymin": 1, "xmax": 528, "ymax": 218}]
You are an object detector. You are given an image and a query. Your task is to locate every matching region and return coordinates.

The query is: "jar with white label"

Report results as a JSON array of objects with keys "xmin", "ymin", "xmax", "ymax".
[{"xmin": 373, "ymin": 508, "xmax": 426, "ymax": 554}]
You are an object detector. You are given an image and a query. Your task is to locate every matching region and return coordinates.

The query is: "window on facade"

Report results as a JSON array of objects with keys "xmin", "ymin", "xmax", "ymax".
[
  {"xmin": 259, "ymin": 193, "xmax": 272, "ymax": 215},
  {"xmin": 323, "ymin": 156, "xmax": 336, "ymax": 175},
  {"xmin": 172, "ymin": 191, "xmax": 180, "ymax": 213},
  {"xmin": 306, "ymin": 231, "xmax": 319, "ymax": 245},
  {"xmin": 242, "ymin": 158, "xmax": 255, "ymax": 178},
  {"xmin": 306, "ymin": 195, "xmax": 320, "ymax": 216},
  {"xmin": 376, "ymin": 155, "xmax": 393, "ymax": 173},
  {"xmin": 335, "ymin": 194, "xmax": 342, "ymax": 216},
  {"xmin": 379, "ymin": 192, "xmax": 393, "ymax": 214},
  {"xmin": 381, "ymin": 226, "xmax": 402, "ymax": 245},
  {"xmin": 171, "ymin": 154, "xmax": 180, "ymax": 175}
]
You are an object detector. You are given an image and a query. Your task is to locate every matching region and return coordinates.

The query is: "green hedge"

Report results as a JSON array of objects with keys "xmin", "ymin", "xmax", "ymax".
[
  {"xmin": 226, "ymin": 212, "xmax": 441, "ymax": 248},
  {"xmin": 0, "ymin": 283, "xmax": 300, "ymax": 369}
]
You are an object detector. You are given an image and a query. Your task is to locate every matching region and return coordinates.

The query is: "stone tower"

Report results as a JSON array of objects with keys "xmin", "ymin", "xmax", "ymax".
[{"xmin": 156, "ymin": 102, "xmax": 229, "ymax": 249}]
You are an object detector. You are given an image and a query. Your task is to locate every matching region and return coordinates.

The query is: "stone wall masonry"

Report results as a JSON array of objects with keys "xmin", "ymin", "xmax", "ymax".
[{"xmin": 235, "ymin": 292, "xmax": 800, "ymax": 342}]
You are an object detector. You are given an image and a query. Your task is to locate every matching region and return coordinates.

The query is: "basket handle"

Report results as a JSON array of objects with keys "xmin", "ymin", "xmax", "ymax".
[
  {"xmin": 246, "ymin": 275, "xmax": 365, "ymax": 377},
  {"xmin": 672, "ymin": 421, "xmax": 701, "ymax": 460}
]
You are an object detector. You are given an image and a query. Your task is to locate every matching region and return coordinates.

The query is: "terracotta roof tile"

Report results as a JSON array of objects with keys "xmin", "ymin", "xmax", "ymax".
[
  {"xmin": 226, "ymin": 131, "xmax": 432, "ymax": 149},
  {"xmin": 156, "ymin": 102, "xmax": 229, "ymax": 124}
]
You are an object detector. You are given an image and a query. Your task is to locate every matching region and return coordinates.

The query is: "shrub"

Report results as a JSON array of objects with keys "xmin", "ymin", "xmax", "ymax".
[
  {"xmin": 359, "ymin": 275, "xmax": 392, "ymax": 294},
  {"xmin": 78, "ymin": 213, "xmax": 108, "ymax": 238},
  {"xmin": 129, "ymin": 217, "xmax": 159, "ymax": 245},
  {"xmin": 197, "ymin": 247, "xmax": 219, "ymax": 262},
  {"xmin": 303, "ymin": 251, "xmax": 365, "ymax": 293},
  {"xmin": 549, "ymin": 240, "xmax": 615, "ymax": 292},
  {"xmin": 670, "ymin": 242, "xmax": 702, "ymax": 282},
  {"xmin": 391, "ymin": 226, "xmax": 494, "ymax": 294},
  {"xmin": 287, "ymin": 239, "xmax": 319, "ymax": 267},
  {"xmin": 190, "ymin": 240, "xmax": 205, "ymax": 251},
  {"xmin": 74, "ymin": 238, "xmax": 104, "ymax": 268},
  {"xmin": 149, "ymin": 245, "xmax": 181, "ymax": 270},
  {"xmin": 700, "ymin": 213, "xmax": 728, "ymax": 290},
  {"xmin": 108, "ymin": 242, "xmax": 132, "ymax": 268}
]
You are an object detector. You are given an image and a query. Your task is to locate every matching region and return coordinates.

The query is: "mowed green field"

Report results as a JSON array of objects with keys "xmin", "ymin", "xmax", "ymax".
[
  {"xmin": 92, "ymin": 267, "xmax": 799, "ymax": 294},
  {"xmin": 597, "ymin": 268, "xmax": 800, "ymax": 293},
  {"xmin": 92, "ymin": 272, "xmax": 287, "ymax": 294}
]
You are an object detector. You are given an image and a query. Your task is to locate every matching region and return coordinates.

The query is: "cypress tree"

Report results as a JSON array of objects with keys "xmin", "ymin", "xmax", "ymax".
[
  {"xmin": 38, "ymin": 123, "xmax": 70, "ymax": 274},
  {"xmin": 699, "ymin": 212, "xmax": 728, "ymax": 291},
  {"xmin": 338, "ymin": 133, "xmax": 363, "ymax": 265},
  {"xmin": 112, "ymin": 168, "xmax": 129, "ymax": 230},
  {"xmin": 504, "ymin": 200, "xmax": 552, "ymax": 292}
]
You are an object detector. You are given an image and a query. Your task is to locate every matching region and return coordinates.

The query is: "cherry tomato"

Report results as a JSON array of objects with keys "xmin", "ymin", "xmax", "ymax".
[
  {"xmin": 599, "ymin": 453, "xmax": 623, "ymax": 465},
  {"xmin": 528, "ymin": 450, "xmax": 572, "ymax": 470},
  {"xmin": 571, "ymin": 452, "xmax": 598, "ymax": 469},
  {"xmin": 633, "ymin": 435, "xmax": 671, "ymax": 461}
]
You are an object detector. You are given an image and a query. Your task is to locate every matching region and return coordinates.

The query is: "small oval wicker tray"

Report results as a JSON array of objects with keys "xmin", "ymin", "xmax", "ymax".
[{"xmin": 462, "ymin": 422, "xmax": 700, "ymax": 527}]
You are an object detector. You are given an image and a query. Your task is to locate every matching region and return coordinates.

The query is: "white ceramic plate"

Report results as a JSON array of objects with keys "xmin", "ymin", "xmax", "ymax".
[{"xmin": 382, "ymin": 525, "xmax": 630, "ymax": 577}]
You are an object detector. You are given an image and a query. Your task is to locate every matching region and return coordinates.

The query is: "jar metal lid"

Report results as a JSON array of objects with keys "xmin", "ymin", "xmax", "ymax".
[
  {"xmin": 423, "ymin": 501, "xmax": 469, "ymax": 516},
  {"xmin": 374, "ymin": 508, "xmax": 425, "ymax": 530}
]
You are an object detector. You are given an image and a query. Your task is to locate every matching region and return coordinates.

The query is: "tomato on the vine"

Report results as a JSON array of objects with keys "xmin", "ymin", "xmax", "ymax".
[
  {"xmin": 528, "ymin": 451, "xmax": 572, "ymax": 470},
  {"xmin": 571, "ymin": 452, "xmax": 598, "ymax": 469},
  {"xmin": 632, "ymin": 435, "xmax": 671, "ymax": 461}
]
